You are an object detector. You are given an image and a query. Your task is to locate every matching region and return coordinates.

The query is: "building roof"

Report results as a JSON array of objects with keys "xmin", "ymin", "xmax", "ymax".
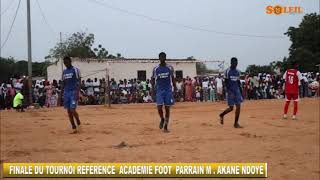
[{"xmin": 70, "ymin": 57, "xmax": 197, "ymax": 63}]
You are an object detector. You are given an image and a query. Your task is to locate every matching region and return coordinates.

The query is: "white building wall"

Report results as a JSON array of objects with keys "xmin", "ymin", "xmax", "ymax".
[{"xmin": 47, "ymin": 58, "xmax": 197, "ymax": 82}]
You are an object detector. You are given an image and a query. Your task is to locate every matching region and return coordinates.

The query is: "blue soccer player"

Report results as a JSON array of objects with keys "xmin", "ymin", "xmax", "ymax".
[
  {"xmin": 219, "ymin": 57, "xmax": 243, "ymax": 128},
  {"xmin": 151, "ymin": 52, "xmax": 176, "ymax": 133},
  {"xmin": 62, "ymin": 56, "xmax": 82, "ymax": 134}
]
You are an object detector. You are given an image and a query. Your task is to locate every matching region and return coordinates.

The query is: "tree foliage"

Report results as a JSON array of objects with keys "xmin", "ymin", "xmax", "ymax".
[
  {"xmin": 245, "ymin": 64, "xmax": 272, "ymax": 75},
  {"xmin": 246, "ymin": 13, "xmax": 320, "ymax": 74},
  {"xmin": 0, "ymin": 57, "xmax": 50, "ymax": 82},
  {"xmin": 46, "ymin": 32, "xmax": 122, "ymax": 60},
  {"xmin": 285, "ymin": 13, "xmax": 320, "ymax": 72},
  {"xmin": 196, "ymin": 62, "xmax": 216, "ymax": 75}
]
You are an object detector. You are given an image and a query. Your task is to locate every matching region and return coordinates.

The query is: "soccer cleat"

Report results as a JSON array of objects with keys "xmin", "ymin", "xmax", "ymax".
[
  {"xmin": 283, "ymin": 114, "xmax": 288, "ymax": 120},
  {"xmin": 219, "ymin": 114, "xmax": 224, "ymax": 125},
  {"xmin": 159, "ymin": 118, "xmax": 165, "ymax": 129},
  {"xmin": 163, "ymin": 124, "xmax": 170, "ymax": 133},
  {"xmin": 70, "ymin": 129, "xmax": 78, "ymax": 134},
  {"xmin": 292, "ymin": 115, "xmax": 298, "ymax": 120},
  {"xmin": 76, "ymin": 125, "xmax": 81, "ymax": 133},
  {"xmin": 163, "ymin": 119, "xmax": 170, "ymax": 133},
  {"xmin": 234, "ymin": 123, "xmax": 243, "ymax": 128}
]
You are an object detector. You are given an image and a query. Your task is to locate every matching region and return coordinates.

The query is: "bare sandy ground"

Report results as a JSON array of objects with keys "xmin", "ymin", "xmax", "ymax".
[{"xmin": 0, "ymin": 98, "xmax": 319, "ymax": 180}]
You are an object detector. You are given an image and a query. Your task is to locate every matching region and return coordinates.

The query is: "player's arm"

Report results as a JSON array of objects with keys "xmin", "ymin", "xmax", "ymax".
[
  {"xmin": 61, "ymin": 71, "xmax": 65, "ymax": 95},
  {"xmin": 297, "ymin": 71, "xmax": 304, "ymax": 84},
  {"xmin": 151, "ymin": 67, "xmax": 156, "ymax": 96},
  {"xmin": 282, "ymin": 70, "xmax": 287, "ymax": 93},
  {"xmin": 75, "ymin": 68, "xmax": 81, "ymax": 100},
  {"xmin": 237, "ymin": 80, "xmax": 242, "ymax": 94},
  {"xmin": 223, "ymin": 70, "xmax": 229, "ymax": 92},
  {"xmin": 282, "ymin": 71, "xmax": 287, "ymax": 82},
  {"xmin": 171, "ymin": 66, "xmax": 177, "ymax": 92},
  {"xmin": 237, "ymin": 71, "xmax": 242, "ymax": 94}
]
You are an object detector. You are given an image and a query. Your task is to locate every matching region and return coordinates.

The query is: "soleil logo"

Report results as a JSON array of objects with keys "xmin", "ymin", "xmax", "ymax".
[{"xmin": 266, "ymin": 5, "xmax": 303, "ymax": 15}]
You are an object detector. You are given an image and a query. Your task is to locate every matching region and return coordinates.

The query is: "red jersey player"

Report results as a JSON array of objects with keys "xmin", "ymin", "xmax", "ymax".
[{"xmin": 283, "ymin": 62, "xmax": 303, "ymax": 120}]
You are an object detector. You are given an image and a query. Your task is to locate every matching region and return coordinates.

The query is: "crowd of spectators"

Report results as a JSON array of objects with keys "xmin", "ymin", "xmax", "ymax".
[{"xmin": 0, "ymin": 71, "xmax": 319, "ymax": 110}]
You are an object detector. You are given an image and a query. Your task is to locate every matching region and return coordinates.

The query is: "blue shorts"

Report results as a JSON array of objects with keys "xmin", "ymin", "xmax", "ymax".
[
  {"xmin": 156, "ymin": 90, "xmax": 174, "ymax": 106},
  {"xmin": 226, "ymin": 90, "xmax": 243, "ymax": 106},
  {"xmin": 64, "ymin": 90, "xmax": 77, "ymax": 109}
]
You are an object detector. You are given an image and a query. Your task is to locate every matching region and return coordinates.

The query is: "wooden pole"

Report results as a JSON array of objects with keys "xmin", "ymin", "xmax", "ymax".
[
  {"xmin": 108, "ymin": 74, "xmax": 111, "ymax": 108},
  {"xmin": 104, "ymin": 64, "xmax": 111, "ymax": 108},
  {"xmin": 27, "ymin": 0, "xmax": 33, "ymax": 105},
  {"xmin": 104, "ymin": 68, "xmax": 107, "ymax": 106}
]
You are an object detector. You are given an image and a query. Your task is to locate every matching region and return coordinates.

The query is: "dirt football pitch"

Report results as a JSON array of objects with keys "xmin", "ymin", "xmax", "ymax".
[{"xmin": 0, "ymin": 98, "xmax": 319, "ymax": 180}]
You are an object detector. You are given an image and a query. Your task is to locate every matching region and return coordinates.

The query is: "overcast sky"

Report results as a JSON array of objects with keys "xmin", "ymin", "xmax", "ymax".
[{"xmin": 1, "ymin": 0, "xmax": 319, "ymax": 70}]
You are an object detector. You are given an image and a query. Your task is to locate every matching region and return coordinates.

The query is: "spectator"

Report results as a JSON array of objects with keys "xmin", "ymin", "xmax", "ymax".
[
  {"xmin": 184, "ymin": 77, "xmax": 193, "ymax": 101},
  {"xmin": 13, "ymin": 90, "xmax": 24, "ymax": 112},
  {"xmin": 143, "ymin": 91, "xmax": 153, "ymax": 103},
  {"xmin": 215, "ymin": 74, "xmax": 223, "ymax": 101},
  {"xmin": 209, "ymin": 83, "xmax": 216, "ymax": 102},
  {"xmin": 202, "ymin": 78, "xmax": 209, "ymax": 102}
]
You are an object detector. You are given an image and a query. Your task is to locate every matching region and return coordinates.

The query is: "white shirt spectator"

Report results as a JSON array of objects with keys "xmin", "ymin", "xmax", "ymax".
[
  {"xmin": 15, "ymin": 81, "xmax": 23, "ymax": 90},
  {"xmin": 122, "ymin": 89, "xmax": 128, "ymax": 95},
  {"xmin": 196, "ymin": 91, "xmax": 201, "ymax": 98},
  {"xmin": 215, "ymin": 78, "xmax": 223, "ymax": 88},
  {"xmin": 143, "ymin": 94, "xmax": 153, "ymax": 103},
  {"xmin": 93, "ymin": 81, "xmax": 100, "ymax": 93},
  {"xmin": 119, "ymin": 84, "xmax": 125, "ymax": 89},
  {"xmin": 252, "ymin": 76, "xmax": 259, "ymax": 88},
  {"xmin": 202, "ymin": 81, "xmax": 209, "ymax": 89},
  {"xmin": 85, "ymin": 81, "xmax": 94, "ymax": 96},
  {"xmin": 176, "ymin": 81, "xmax": 183, "ymax": 91}
]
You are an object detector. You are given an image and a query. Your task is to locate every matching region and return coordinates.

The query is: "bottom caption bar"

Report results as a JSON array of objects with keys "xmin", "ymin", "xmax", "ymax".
[{"xmin": 3, "ymin": 163, "xmax": 267, "ymax": 178}]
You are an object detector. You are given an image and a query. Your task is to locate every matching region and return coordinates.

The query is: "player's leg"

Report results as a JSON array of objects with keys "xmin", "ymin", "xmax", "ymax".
[
  {"xmin": 283, "ymin": 94, "xmax": 291, "ymax": 119},
  {"xmin": 69, "ymin": 108, "xmax": 81, "ymax": 132},
  {"xmin": 164, "ymin": 106, "xmax": 171, "ymax": 133},
  {"xmin": 67, "ymin": 109, "xmax": 77, "ymax": 133},
  {"xmin": 219, "ymin": 92, "xmax": 234, "ymax": 125},
  {"xmin": 70, "ymin": 91, "xmax": 81, "ymax": 131},
  {"xmin": 64, "ymin": 91, "xmax": 77, "ymax": 133},
  {"xmin": 234, "ymin": 92, "xmax": 243, "ymax": 128},
  {"xmin": 71, "ymin": 109, "xmax": 81, "ymax": 125},
  {"xmin": 156, "ymin": 90, "xmax": 165, "ymax": 129},
  {"xmin": 157, "ymin": 105, "xmax": 165, "ymax": 129},
  {"xmin": 219, "ymin": 106, "xmax": 233, "ymax": 125},
  {"xmin": 162, "ymin": 91, "xmax": 174, "ymax": 133},
  {"xmin": 292, "ymin": 94, "xmax": 299, "ymax": 120},
  {"xmin": 293, "ymin": 101, "xmax": 298, "ymax": 120},
  {"xmin": 234, "ymin": 104, "xmax": 242, "ymax": 128}
]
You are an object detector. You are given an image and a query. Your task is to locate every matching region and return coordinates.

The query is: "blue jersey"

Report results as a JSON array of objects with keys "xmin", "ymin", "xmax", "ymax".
[
  {"xmin": 224, "ymin": 68, "xmax": 241, "ymax": 93},
  {"xmin": 63, "ymin": 66, "xmax": 80, "ymax": 92},
  {"xmin": 152, "ymin": 64, "xmax": 174, "ymax": 92}
]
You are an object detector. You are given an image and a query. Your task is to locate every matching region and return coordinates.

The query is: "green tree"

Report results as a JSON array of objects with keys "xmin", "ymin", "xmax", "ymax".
[
  {"xmin": 47, "ymin": 32, "xmax": 123, "ymax": 60},
  {"xmin": 245, "ymin": 13, "xmax": 320, "ymax": 73},
  {"xmin": 94, "ymin": 44, "xmax": 108, "ymax": 59},
  {"xmin": 196, "ymin": 62, "xmax": 215, "ymax": 75},
  {"xmin": 0, "ymin": 57, "xmax": 50, "ymax": 82},
  {"xmin": 48, "ymin": 32, "xmax": 96, "ymax": 59},
  {"xmin": 285, "ymin": 13, "xmax": 320, "ymax": 72},
  {"xmin": 107, "ymin": 54, "xmax": 116, "ymax": 59},
  {"xmin": 187, "ymin": 56, "xmax": 195, "ymax": 60},
  {"xmin": 245, "ymin": 64, "xmax": 272, "ymax": 75}
]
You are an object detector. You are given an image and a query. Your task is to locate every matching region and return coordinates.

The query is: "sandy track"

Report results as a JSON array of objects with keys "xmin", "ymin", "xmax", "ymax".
[{"xmin": 0, "ymin": 99, "xmax": 319, "ymax": 180}]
